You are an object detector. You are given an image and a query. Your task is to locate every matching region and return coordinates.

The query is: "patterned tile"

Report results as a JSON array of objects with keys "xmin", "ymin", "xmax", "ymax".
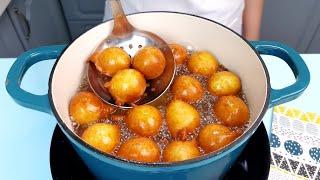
[
  {"xmin": 273, "ymin": 152, "xmax": 283, "ymax": 166},
  {"xmin": 288, "ymin": 158, "xmax": 299, "ymax": 172},
  {"xmin": 269, "ymin": 105, "xmax": 320, "ymax": 180},
  {"xmin": 279, "ymin": 159, "xmax": 290, "ymax": 171},
  {"xmin": 304, "ymin": 164, "xmax": 317, "ymax": 179},
  {"xmin": 297, "ymin": 165, "xmax": 308, "ymax": 178}
]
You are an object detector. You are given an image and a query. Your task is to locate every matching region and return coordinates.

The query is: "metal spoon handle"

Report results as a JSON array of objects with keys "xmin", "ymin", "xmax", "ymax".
[{"xmin": 109, "ymin": 0, "xmax": 134, "ymax": 36}]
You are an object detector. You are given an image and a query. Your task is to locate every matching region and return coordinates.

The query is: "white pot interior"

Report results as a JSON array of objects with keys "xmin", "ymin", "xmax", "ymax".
[{"xmin": 51, "ymin": 12, "xmax": 268, "ymax": 137}]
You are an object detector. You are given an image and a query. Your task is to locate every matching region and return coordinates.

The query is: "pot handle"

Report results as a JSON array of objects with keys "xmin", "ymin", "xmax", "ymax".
[
  {"xmin": 6, "ymin": 45, "xmax": 66, "ymax": 114},
  {"xmin": 250, "ymin": 41, "xmax": 310, "ymax": 108}
]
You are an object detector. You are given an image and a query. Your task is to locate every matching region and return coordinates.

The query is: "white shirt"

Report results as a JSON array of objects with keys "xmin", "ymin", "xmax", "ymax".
[{"xmin": 104, "ymin": 0, "xmax": 245, "ymax": 34}]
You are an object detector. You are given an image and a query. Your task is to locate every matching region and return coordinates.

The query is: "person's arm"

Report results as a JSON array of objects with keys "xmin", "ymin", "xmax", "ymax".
[{"xmin": 242, "ymin": 0, "xmax": 264, "ymax": 40}]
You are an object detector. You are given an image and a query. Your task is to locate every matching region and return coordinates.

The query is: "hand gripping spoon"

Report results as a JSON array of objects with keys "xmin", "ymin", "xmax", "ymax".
[{"xmin": 87, "ymin": 0, "xmax": 175, "ymax": 109}]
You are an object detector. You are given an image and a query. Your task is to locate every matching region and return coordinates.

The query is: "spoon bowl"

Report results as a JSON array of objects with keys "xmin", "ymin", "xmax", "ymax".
[{"xmin": 88, "ymin": 0, "xmax": 175, "ymax": 109}]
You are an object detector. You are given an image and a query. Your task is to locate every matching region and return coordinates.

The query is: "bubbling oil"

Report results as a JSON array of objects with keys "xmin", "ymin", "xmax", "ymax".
[{"xmin": 72, "ymin": 49, "xmax": 249, "ymax": 161}]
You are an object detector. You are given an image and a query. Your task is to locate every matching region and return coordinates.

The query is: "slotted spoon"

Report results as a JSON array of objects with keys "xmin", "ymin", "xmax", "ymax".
[{"xmin": 87, "ymin": 0, "xmax": 175, "ymax": 109}]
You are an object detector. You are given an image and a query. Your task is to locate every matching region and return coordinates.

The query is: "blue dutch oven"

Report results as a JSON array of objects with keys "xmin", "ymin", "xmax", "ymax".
[{"xmin": 6, "ymin": 12, "xmax": 310, "ymax": 180}]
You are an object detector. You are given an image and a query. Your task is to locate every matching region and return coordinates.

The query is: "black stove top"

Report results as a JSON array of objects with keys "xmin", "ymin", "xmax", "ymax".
[{"xmin": 50, "ymin": 124, "xmax": 270, "ymax": 180}]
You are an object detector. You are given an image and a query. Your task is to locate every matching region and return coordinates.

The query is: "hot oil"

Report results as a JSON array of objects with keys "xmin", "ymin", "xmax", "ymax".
[{"xmin": 72, "ymin": 49, "xmax": 249, "ymax": 159}]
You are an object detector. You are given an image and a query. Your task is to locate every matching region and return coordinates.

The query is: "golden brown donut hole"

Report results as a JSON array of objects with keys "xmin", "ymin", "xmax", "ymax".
[
  {"xmin": 166, "ymin": 100, "xmax": 200, "ymax": 139},
  {"xmin": 198, "ymin": 124, "xmax": 238, "ymax": 153},
  {"xmin": 213, "ymin": 96, "xmax": 249, "ymax": 127},
  {"xmin": 171, "ymin": 75, "xmax": 204, "ymax": 103},
  {"xmin": 169, "ymin": 43, "xmax": 188, "ymax": 65},
  {"xmin": 208, "ymin": 71, "xmax": 241, "ymax": 96},
  {"xmin": 132, "ymin": 46, "xmax": 166, "ymax": 79},
  {"xmin": 187, "ymin": 51, "xmax": 219, "ymax": 76},
  {"xmin": 117, "ymin": 137, "xmax": 160, "ymax": 163},
  {"xmin": 163, "ymin": 140, "xmax": 200, "ymax": 162},
  {"xmin": 125, "ymin": 105, "xmax": 162, "ymax": 137},
  {"xmin": 106, "ymin": 69, "xmax": 146, "ymax": 106},
  {"xmin": 81, "ymin": 123, "xmax": 120, "ymax": 153},
  {"xmin": 69, "ymin": 91, "xmax": 115, "ymax": 125},
  {"xmin": 92, "ymin": 47, "xmax": 131, "ymax": 76},
  {"xmin": 89, "ymin": 52, "xmax": 100, "ymax": 63}
]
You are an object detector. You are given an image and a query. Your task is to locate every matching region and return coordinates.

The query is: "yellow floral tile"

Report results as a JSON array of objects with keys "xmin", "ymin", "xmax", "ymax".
[
  {"xmin": 274, "ymin": 105, "xmax": 320, "ymax": 125},
  {"xmin": 304, "ymin": 112, "xmax": 317, "ymax": 122},
  {"xmin": 285, "ymin": 108, "xmax": 302, "ymax": 119},
  {"xmin": 300, "ymin": 113, "xmax": 309, "ymax": 122},
  {"xmin": 274, "ymin": 106, "xmax": 286, "ymax": 113},
  {"xmin": 270, "ymin": 165, "xmax": 308, "ymax": 180},
  {"xmin": 316, "ymin": 116, "xmax": 320, "ymax": 124}
]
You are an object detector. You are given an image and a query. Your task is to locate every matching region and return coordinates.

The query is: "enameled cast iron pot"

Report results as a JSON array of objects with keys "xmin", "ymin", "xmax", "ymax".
[{"xmin": 6, "ymin": 12, "xmax": 310, "ymax": 180}]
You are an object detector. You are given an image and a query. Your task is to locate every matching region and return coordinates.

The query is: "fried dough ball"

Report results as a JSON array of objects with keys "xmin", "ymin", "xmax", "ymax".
[
  {"xmin": 208, "ymin": 71, "xmax": 241, "ymax": 96},
  {"xmin": 109, "ymin": 114, "xmax": 125, "ymax": 122},
  {"xmin": 69, "ymin": 91, "xmax": 115, "ymax": 125},
  {"xmin": 163, "ymin": 140, "xmax": 200, "ymax": 162},
  {"xmin": 187, "ymin": 51, "xmax": 219, "ymax": 76},
  {"xmin": 117, "ymin": 137, "xmax": 160, "ymax": 163},
  {"xmin": 125, "ymin": 105, "xmax": 162, "ymax": 137},
  {"xmin": 106, "ymin": 69, "xmax": 146, "ymax": 105},
  {"xmin": 214, "ymin": 96, "xmax": 249, "ymax": 127},
  {"xmin": 132, "ymin": 46, "xmax": 166, "ymax": 79},
  {"xmin": 89, "ymin": 52, "xmax": 100, "ymax": 63},
  {"xmin": 171, "ymin": 75, "xmax": 204, "ymax": 103},
  {"xmin": 169, "ymin": 43, "xmax": 188, "ymax": 65},
  {"xmin": 166, "ymin": 100, "xmax": 200, "ymax": 139},
  {"xmin": 82, "ymin": 123, "xmax": 120, "ymax": 153},
  {"xmin": 91, "ymin": 47, "xmax": 130, "ymax": 76},
  {"xmin": 198, "ymin": 124, "xmax": 238, "ymax": 153}
]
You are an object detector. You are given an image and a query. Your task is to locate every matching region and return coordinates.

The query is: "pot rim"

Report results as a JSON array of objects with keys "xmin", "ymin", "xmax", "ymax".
[{"xmin": 48, "ymin": 11, "xmax": 270, "ymax": 168}]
